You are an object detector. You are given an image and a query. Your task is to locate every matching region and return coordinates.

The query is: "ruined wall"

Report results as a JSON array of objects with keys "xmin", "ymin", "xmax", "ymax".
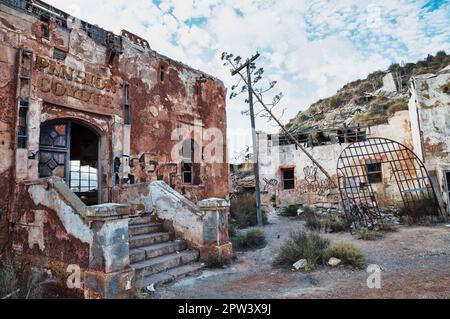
[
  {"xmin": 0, "ymin": 1, "xmax": 229, "ymax": 238},
  {"xmin": 0, "ymin": 3, "xmax": 123, "ymax": 212},
  {"xmin": 409, "ymin": 66, "xmax": 450, "ymax": 213},
  {"xmin": 258, "ymin": 136, "xmax": 342, "ymax": 209},
  {"xmin": 0, "ymin": 2, "xmax": 229, "ymax": 256},
  {"xmin": 0, "ymin": 4, "xmax": 22, "ymax": 248},
  {"xmin": 116, "ymin": 39, "xmax": 229, "ymax": 202},
  {"xmin": 12, "ymin": 180, "xmax": 92, "ymax": 269},
  {"xmin": 258, "ymin": 111, "xmax": 414, "ymax": 209}
]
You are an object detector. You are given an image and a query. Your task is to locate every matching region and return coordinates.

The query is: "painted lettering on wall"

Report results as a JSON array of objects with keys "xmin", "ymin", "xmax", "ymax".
[{"xmin": 34, "ymin": 56, "xmax": 116, "ymax": 107}]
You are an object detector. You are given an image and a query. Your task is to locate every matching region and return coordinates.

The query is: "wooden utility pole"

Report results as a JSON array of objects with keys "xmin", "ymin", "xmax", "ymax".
[
  {"xmin": 230, "ymin": 53, "xmax": 337, "ymax": 189},
  {"xmin": 231, "ymin": 53, "xmax": 263, "ymax": 227}
]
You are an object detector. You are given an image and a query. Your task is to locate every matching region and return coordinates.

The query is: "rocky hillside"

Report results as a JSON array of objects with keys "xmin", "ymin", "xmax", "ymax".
[{"xmin": 285, "ymin": 51, "xmax": 450, "ymax": 132}]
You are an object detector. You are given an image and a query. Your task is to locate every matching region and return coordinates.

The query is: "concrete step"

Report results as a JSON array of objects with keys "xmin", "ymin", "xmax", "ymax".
[
  {"xmin": 140, "ymin": 262, "xmax": 204, "ymax": 288},
  {"xmin": 129, "ymin": 223, "xmax": 163, "ymax": 237},
  {"xmin": 129, "ymin": 232, "xmax": 171, "ymax": 249},
  {"xmin": 129, "ymin": 215, "xmax": 152, "ymax": 226},
  {"xmin": 129, "ymin": 240, "xmax": 187, "ymax": 264},
  {"xmin": 132, "ymin": 250, "xmax": 199, "ymax": 278}
]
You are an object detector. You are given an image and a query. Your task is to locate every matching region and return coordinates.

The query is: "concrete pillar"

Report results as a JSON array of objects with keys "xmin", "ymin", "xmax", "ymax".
[
  {"xmin": 83, "ymin": 204, "xmax": 134, "ymax": 299},
  {"xmin": 197, "ymin": 198, "xmax": 233, "ymax": 261}
]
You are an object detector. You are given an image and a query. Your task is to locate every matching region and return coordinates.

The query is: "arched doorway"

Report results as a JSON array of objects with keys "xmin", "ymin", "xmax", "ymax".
[{"xmin": 39, "ymin": 120, "xmax": 100, "ymax": 206}]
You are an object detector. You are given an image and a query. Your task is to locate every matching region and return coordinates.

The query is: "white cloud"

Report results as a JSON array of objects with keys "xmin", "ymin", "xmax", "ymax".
[{"xmin": 46, "ymin": 0, "xmax": 450, "ymax": 158}]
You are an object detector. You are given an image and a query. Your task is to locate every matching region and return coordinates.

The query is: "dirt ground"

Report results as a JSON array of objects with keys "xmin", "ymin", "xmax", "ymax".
[{"xmin": 153, "ymin": 214, "xmax": 450, "ymax": 299}]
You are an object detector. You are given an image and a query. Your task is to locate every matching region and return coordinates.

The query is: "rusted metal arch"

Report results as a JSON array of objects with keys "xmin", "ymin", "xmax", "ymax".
[{"xmin": 336, "ymin": 137, "xmax": 442, "ymax": 230}]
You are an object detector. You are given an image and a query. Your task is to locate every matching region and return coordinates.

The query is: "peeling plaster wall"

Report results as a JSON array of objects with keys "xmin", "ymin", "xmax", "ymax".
[
  {"xmin": 150, "ymin": 181, "xmax": 204, "ymax": 247},
  {"xmin": 410, "ymin": 66, "xmax": 450, "ymax": 213},
  {"xmin": 258, "ymin": 111, "xmax": 414, "ymax": 209},
  {"xmin": 0, "ymin": 2, "xmax": 228, "ymax": 297},
  {"xmin": 113, "ymin": 183, "xmax": 154, "ymax": 215},
  {"xmin": 12, "ymin": 181, "xmax": 91, "ymax": 268},
  {"xmin": 0, "ymin": 3, "xmax": 228, "ymax": 211},
  {"xmin": 117, "ymin": 38, "xmax": 229, "ymax": 202}
]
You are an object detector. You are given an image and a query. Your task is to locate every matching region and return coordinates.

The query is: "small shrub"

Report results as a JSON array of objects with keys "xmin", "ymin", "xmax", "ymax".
[
  {"xmin": 303, "ymin": 206, "xmax": 321, "ymax": 231},
  {"xmin": 232, "ymin": 228, "xmax": 267, "ymax": 251},
  {"xmin": 387, "ymin": 100, "xmax": 408, "ymax": 115},
  {"xmin": 228, "ymin": 223, "xmax": 237, "ymax": 238},
  {"xmin": 0, "ymin": 256, "xmax": 45, "ymax": 299},
  {"xmin": 275, "ymin": 231, "xmax": 330, "ymax": 270},
  {"xmin": 329, "ymin": 95, "xmax": 345, "ymax": 109},
  {"xmin": 203, "ymin": 252, "xmax": 232, "ymax": 269},
  {"xmin": 356, "ymin": 228, "xmax": 383, "ymax": 241},
  {"xmin": 379, "ymin": 221, "xmax": 398, "ymax": 232},
  {"xmin": 323, "ymin": 242, "xmax": 365, "ymax": 269},
  {"xmin": 0, "ymin": 257, "xmax": 19, "ymax": 299},
  {"xmin": 280, "ymin": 205, "xmax": 300, "ymax": 217},
  {"xmin": 321, "ymin": 214, "xmax": 349, "ymax": 233},
  {"xmin": 230, "ymin": 193, "xmax": 268, "ymax": 229},
  {"xmin": 398, "ymin": 196, "xmax": 440, "ymax": 225}
]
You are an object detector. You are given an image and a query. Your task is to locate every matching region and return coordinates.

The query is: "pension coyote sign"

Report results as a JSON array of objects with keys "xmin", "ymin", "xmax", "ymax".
[{"xmin": 34, "ymin": 56, "xmax": 117, "ymax": 107}]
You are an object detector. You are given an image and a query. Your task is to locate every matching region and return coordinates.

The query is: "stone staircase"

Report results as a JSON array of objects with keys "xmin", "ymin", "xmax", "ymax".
[{"xmin": 128, "ymin": 214, "xmax": 203, "ymax": 288}]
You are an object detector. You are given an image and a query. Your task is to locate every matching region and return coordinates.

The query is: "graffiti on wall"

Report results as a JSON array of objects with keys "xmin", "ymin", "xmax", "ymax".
[
  {"xmin": 262, "ymin": 178, "xmax": 278, "ymax": 192},
  {"xmin": 300, "ymin": 165, "xmax": 336, "ymax": 196}
]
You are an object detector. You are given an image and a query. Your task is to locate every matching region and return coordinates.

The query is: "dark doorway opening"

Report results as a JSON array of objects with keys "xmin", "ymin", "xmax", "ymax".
[{"xmin": 39, "ymin": 120, "xmax": 100, "ymax": 206}]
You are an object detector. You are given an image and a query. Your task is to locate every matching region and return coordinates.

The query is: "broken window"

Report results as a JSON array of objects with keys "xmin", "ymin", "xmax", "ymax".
[
  {"xmin": 282, "ymin": 168, "xmax": 295, "ymax": 190},
  {"xmin": 181, "ymin": 139, "xmax": 194, "ymax": 184},
  {"xmin": 53, "ymin": 48, "xmax": 67, "ymax": 61},
  {"xmin": 17, "ymin": 48, "xmax": 33, "ymax": 149},
  {"xmin": 180, "ymin": 139, "xmax": 202, "ymax": 185},
  {"xmin": 159, "ymin": 65, "xmax": 166, "ymax": 82},
  {"xmin": 182, "ymin": 162, "xmax": 193, "ymax": 184},
  {"xmin": 40, "ymin": 16, "xmax": 50, "ymax": 39},
  {"xmin": 70, "ymin": 160, "xmax": 98, "ymax": 193},
  {"xmin": 366, "ymin": 160, "xmax": 382, "ymax": 184},
  {"xmin": 122, "ymin": 82, "xmax": 131, "ymax": 124}
]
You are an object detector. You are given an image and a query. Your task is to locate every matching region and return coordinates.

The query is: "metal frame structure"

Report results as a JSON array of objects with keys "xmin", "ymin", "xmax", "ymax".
[{"xmin": 337, "ymin": 137, "xmax": 442, "ymax": 229}]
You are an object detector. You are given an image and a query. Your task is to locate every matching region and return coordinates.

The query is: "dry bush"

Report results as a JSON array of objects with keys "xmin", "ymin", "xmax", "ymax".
[
  {"xmin": 356, "ymin": 228, "xmax": 383, "ymax": 241},
  {"xmin": 398, "ymin": 196, "xmax": 441, "ymax": 225},
  {"xmin": 232, "ymin": 228, "xmax": 266, "ymax": 251},
  {"xmin": 230, "ymin": 192, "xmax": 268, "ymax": 229},
  {"xmin": 321, "ymin": 214, "xmax": 350, "ymax": 233},
  {"xmin": 387, "ymin": 100, "xmax": 409, "ymax": 115},
  {"xmin": 279, "ymin": 205, "xmax": 300, "ymax": 217},
  {"xmin": 302, "ymin": 206, "xmax": 321, "ymax": 231},
  {"xmin": 323, "ymin": 242, "xmax": 365, "ymax": 269},
  {"xmin": 275, "ymin": 231, "xmax": 330, "ymax": 270},
  {"xmin": 0, "ymin": 256, "xmax": 45, "ymax": 299},
  {"xmin": 203, "ymin": 251, "xmax": 233, "ymax": 269}
]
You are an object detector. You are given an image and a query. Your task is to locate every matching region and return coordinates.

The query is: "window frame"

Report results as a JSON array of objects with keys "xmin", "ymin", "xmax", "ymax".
[
  {"xmin": 69, "ymin": 160, "xmax": 98, "ymax": 193},
  {"xmin": 365, "ymin": 160, "xmax": 383, "ymax": 184},
  {"xmin": 281, "ymin": 167, "xmax": 295, "ymax": 190}
]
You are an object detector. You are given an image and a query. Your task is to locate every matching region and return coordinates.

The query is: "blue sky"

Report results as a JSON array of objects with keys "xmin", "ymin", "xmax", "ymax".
[{"xmin": 47, "ymin": 0, "xmax": 450, "ymax": 161}]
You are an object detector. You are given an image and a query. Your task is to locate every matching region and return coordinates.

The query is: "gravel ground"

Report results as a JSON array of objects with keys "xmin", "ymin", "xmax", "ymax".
[{"xmin": 152, "ymin": 214, "xmax": 450, "ymax": 299}]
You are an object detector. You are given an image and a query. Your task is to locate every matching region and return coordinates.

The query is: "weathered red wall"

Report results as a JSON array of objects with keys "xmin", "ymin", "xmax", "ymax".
[
  {"xmin": 11, "ymin": 183, "xmax": 90, "ymax": 267},
  {"xmin": 0, "ymin": 0, "xmax": 229, "ymax": 249}
]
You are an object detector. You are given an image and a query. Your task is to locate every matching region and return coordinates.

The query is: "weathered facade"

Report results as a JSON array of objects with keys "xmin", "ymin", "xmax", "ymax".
[
  {"xmin": 0, "ymin": 0, "xmax": 231, "ymax": 298},
  {"xmin": 258, "ymin": 65, "xmax": 450, "ymax": 215},
  {"xmin": 409, "ymin": 66, "xmax": 450, "ymax": 213}
]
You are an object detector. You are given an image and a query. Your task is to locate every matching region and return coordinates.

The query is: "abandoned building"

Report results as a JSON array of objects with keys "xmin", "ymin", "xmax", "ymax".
[
  {"xmin": 258, "ymin": 65, "xmax": 450, "ymax": 223},
  {"xmin": 0, "ymin": 0, "xmax": 231, "ymax": 298}
]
